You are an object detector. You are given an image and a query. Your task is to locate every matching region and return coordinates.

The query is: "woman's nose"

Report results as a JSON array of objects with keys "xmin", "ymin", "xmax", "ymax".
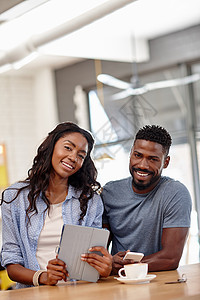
[{"xmin": 68, "ymin": 151, "xmax": 77, "ymax": 162}]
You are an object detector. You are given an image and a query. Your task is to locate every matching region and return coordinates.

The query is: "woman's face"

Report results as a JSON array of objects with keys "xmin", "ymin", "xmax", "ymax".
[{"xmin": 51, "ymin": 132, "xmax": 88, "ymax": 181}]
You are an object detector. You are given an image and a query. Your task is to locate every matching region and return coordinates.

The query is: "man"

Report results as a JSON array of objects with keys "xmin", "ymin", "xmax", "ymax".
[{"xmin": 101, "ymin": 125, "xmax": 192, "ymax": 273}]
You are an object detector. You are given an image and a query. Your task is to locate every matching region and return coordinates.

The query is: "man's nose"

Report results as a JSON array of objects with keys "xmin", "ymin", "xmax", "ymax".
[{"xmin": 138, "ymin": 158, "xmax": 149, "ymax": 169}]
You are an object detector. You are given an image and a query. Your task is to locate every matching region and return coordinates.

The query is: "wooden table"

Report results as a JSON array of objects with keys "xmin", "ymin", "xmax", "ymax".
[{"xmin": 1, "ymin": 263, "xmax": 200, "ymax": 300}]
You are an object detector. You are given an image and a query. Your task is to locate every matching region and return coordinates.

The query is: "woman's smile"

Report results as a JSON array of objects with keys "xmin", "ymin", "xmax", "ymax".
[{"xmin": 61, "ymin": 160, "xmax": 74, "ymax": 170}]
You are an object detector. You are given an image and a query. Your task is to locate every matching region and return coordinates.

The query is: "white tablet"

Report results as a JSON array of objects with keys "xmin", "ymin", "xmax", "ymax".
[{"xmin": 58, "ymin": 224, "xmax": 110, "ymax": 282}]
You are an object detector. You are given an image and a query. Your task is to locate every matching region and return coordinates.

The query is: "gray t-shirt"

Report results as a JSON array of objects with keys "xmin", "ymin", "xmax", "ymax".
[{"xmin": 101, "ymin": 176, "xmax": 192, "ymax": 256}]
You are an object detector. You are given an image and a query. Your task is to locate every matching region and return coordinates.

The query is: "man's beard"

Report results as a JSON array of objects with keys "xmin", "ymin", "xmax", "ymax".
[{"xmin": 130, "ymin": 167, "xmax": 161, "ymax": 191}]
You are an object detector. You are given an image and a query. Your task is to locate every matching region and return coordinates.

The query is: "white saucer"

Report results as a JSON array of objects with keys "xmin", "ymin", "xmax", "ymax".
[{"xmin": 114, "ymin": 274, "xmax": 156, "ymax": 284}]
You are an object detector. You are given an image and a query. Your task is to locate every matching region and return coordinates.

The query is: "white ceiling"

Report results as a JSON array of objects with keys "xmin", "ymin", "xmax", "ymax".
[{"xmin": 0, "ymin": 0, "xmax": 200, "ymax": 74}]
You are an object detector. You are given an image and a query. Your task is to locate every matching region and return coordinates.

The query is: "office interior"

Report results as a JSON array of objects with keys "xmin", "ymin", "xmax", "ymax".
[{"xmin": 0, "ymin": 0, "xmax": 200, "ymax": 277}]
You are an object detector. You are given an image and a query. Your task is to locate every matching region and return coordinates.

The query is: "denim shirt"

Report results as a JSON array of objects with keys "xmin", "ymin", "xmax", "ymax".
[{"xmin": 0, "ymin": 182, "xmax": 103, "ymax": 289}]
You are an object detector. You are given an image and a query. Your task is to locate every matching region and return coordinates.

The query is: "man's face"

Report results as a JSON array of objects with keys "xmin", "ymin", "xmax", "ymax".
[{"xmin": 129, "ymin": 139, "xmax": 170, "ymax": 194}]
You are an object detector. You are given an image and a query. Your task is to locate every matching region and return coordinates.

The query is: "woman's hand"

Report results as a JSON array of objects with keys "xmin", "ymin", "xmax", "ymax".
[
  {"xmin": 81, "ymin": 246, "xmax": 112, "ymax": 278},
  {"xmin": 40, "ymin": 256, "xmax": 68, "ymax": 285}
]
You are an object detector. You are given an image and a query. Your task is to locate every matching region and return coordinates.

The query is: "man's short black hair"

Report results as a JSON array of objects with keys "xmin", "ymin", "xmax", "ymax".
[{"xmin": 135, "ymin": 125, "xmax": 172, "ymax": 155}]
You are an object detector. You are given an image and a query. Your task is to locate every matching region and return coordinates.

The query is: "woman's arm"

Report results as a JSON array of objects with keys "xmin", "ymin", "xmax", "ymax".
[
  {"xmin": 7, "ymin": 257, "xmax": 68, "ymax": 286},
  {"xmin": 7, "ymin": 264, "xmax": 40, "ymax": 285}
]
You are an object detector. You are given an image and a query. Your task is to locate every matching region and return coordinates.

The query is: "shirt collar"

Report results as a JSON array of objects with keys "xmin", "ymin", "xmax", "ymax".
[
  {"xmin": 37, "ymin": 185, "xmax": 82, "ymax": 210},
  {"xmin": 66, "ymin": 184, "xmax": 82, "ymax": 200}
]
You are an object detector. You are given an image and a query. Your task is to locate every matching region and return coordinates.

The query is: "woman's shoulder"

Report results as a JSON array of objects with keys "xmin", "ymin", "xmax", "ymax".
[{"xmin": 3, "ymin": 181, "xmax": 30, "ymax": 199}]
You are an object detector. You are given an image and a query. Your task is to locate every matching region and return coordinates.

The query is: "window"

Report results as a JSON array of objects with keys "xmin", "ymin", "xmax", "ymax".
[{"xmin": 88, "ymin": 64, "xmax": 200, "ymax": 264}]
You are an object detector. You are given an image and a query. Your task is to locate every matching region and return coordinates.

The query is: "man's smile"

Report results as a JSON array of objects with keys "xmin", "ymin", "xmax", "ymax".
[
  {"xmin": 133, "ymin": 168, "xmax": 154, "ymax": 178},
  {"xmin": 136, "ymin": 171, "xmax": 150, "ymax": 177}
]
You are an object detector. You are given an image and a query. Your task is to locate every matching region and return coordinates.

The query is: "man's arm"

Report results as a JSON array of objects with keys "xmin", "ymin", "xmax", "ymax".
[
  {"xmin": 141, "ymin": 227, "xmax": 189, "ymax": 271},
  {"xmin": 111, "ymin": 227, "xmax": 189, "ymax": 274}
]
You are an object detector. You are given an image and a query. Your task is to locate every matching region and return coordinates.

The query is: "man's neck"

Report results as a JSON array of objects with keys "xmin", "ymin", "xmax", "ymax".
[{"xmin": 132, "ymin": 177, "xmax": 161, "ymax": 194}]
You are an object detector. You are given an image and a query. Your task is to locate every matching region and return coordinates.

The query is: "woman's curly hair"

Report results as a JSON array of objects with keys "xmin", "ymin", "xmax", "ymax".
[{"xmin": 1, "ymin": 122, "xmax": 101, "ymax": 223}]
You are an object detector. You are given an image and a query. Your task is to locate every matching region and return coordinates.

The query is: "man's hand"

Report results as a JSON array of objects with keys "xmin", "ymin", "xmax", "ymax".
[{"xmin": 111, "ymin": 251, "xmax": 135, "ymax": 275}]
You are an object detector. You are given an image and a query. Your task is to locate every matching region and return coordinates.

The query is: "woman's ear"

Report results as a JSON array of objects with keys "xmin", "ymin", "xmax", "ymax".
[{"xmin": 164, "ymin": 156, "xmax": 170, "ymax": 168}]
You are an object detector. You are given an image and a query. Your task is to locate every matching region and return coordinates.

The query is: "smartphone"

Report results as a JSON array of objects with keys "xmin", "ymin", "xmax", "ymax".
[{"xmin": 123, "ymin": 251, "xmax": 144, "ymax": 262}]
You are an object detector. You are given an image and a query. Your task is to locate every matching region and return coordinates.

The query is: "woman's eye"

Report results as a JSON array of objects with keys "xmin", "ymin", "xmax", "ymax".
[
  {"xmin": 78, "ymin": 154, "xmax": 85, "ymax": 160},
  {"xmin": 64, "ymin": 146, "xmax": 71, "ymax": 151}
]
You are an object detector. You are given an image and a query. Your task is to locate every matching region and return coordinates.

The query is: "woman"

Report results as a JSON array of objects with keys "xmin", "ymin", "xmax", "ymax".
[{"xmin": 0, "ymin": 122, "xmax": 112, "ymax": 289}]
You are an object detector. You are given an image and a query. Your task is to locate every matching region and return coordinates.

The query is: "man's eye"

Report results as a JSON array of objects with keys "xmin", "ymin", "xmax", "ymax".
[
  {"xmin": 78, "ymin": 154, "xmax": 85, "ymax": 160},
  {"xmin": 151, "ymin": 158, "xmax": 158, "ymax": 162}
]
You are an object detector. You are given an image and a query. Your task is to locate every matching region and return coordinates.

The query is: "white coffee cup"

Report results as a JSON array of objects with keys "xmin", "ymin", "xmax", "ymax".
[{"xmin": 118, "ymin": 263, "xmax": 148, "ymax": 279}]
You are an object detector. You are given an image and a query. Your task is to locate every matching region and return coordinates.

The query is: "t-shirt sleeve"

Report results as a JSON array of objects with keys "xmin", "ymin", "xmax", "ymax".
[
  {"xmin": 100, "ymin": 186, "xmax": 109, "ymax": 225},
  {"xmin": 102, "ymin": 209, "xmax": 109, "ymax": 225},
  {"xmin": 162, "ymin": 181, "xmax": 192, "ymax": 228}
]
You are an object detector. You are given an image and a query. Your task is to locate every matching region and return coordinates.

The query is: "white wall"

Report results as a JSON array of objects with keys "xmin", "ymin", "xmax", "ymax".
[
  {"xmin": 0, "ymin": 68, "xmax": 59, "ymax": 186},
  {"xmin": 34, "ymin": 69, "xmax": 59, "ymax": 146},
  {"xmin": 0, "ymin": 68, "xmax": 59, "ymax": 250}
]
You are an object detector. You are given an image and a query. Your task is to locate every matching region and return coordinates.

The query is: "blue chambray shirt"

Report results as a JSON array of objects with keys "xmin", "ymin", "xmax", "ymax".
[{"xmin": 0, "ymin": 182, "xmax": 103, "ymax": 289}]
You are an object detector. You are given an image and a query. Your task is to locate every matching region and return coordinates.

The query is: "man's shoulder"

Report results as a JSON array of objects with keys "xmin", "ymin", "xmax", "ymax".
[
  {"xmin": 103, "ymin": 177, "xmax": 131, "ymax": 191},
  {"xmin": 158, "ymin": 176, "xmax": 191, "ymax": 200},
  {"xmin": 160, "ymin": 176, "xmax": 189, "ymax": 190}
]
